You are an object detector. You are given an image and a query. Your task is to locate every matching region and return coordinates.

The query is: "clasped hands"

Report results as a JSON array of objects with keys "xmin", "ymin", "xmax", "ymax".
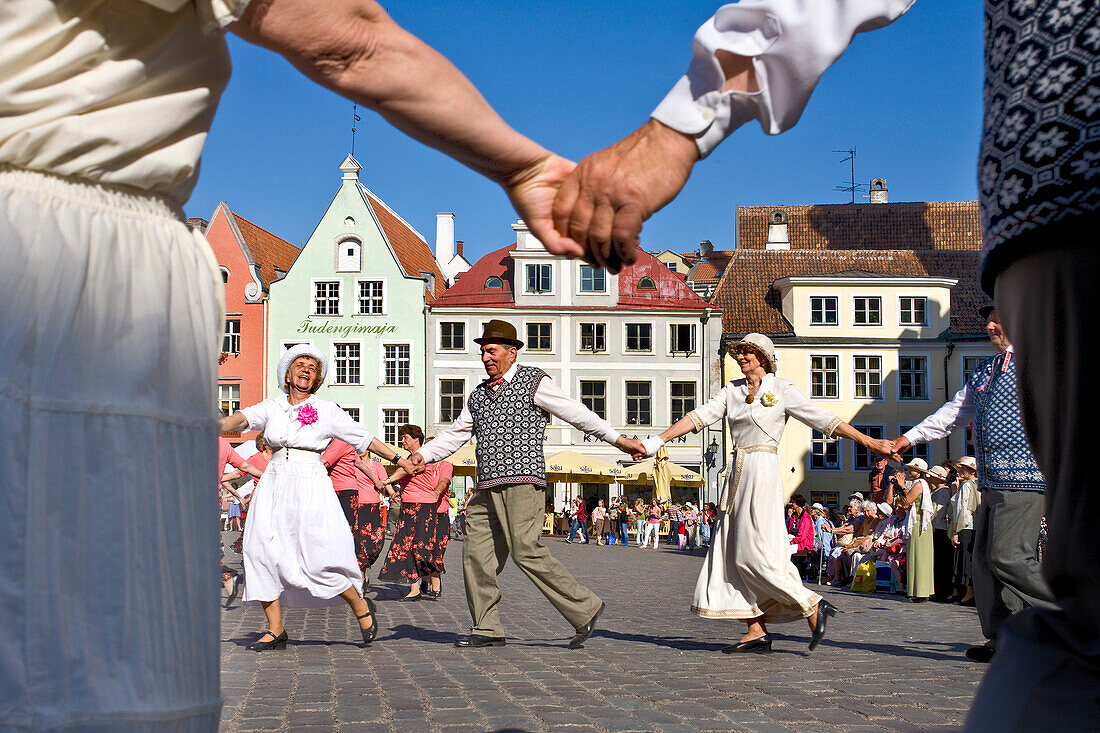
[{"xmin": 863, "ymin": 435, "xmax": 914, "ymax": 463}]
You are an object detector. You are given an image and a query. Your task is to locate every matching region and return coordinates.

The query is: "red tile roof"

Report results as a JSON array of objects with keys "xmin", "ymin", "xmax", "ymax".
[
  {"xmin": 433, "ymin": 246, "xmax": 713, "ymax": 311},
  {"xmin": 685, "ymin": 250, "xmax": 735, "ymax": 283},
  {"xmin": 231, "ymin": 213, "xmax": 299, "ymax": 288},
  {"xmin": 736, "ymin": 201, "xmax": 982, "ymax": 251},
  {"xmin": 362, "ymin": 189, "xmax": 447, "ymax": 301},
  {"xmin": 711, "ymin": 249, "xmax": 992, "ymax": 337}
]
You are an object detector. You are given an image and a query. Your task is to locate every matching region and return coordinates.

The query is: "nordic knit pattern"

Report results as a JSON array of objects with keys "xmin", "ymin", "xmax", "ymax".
[
  {"xmin": 980, "ymin": 0, "xmax": 1099, "ymax": 286},
  {"xmin": 468, "ymin": 366, "xmax": 550, "ymax": 490},
  {"xmin": 969, "ymin": 352, "xmax": 1045, "ymax": 492}
]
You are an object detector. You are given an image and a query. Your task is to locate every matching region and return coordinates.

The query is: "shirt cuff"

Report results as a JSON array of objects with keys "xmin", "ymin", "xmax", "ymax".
[{"xmin": 651, "ymin": 82, "xmax": 758, "ymax": 159}]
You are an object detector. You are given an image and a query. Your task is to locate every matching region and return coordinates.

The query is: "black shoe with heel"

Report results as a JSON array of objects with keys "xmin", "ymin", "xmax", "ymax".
[
  {"xmin": 247, "ymin": 629, "xmax": 287, "ymax": 652},
  {"xmin": 809, "ymin": 599, "xmax": 840, "ymax": 651},
  {"xmin": 722, "ymin": 634, "xmax": 772, "ymax": 654},
  {"xmin": 357, "ymin": 597, "xmax": 378, "ymax": 645}
]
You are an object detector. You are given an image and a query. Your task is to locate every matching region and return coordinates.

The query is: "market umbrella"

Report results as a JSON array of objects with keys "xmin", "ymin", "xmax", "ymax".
[
  {"xmin": 544, "ymin": 450, "xmax": 636, "ymax": 483},
  {"xmin": 447, "ymin": 443, "xmax": 478, "ymax": 477},
  {"xmin": 653, "ymin": 446, "xmax": 673, "ymax": 504},
  {"xmin": 622, "ymin": 453, "xmax": 704, "ymax": 497},
  {"xmin": 370, "ymin": 443, "xmax": 409, "ymax": 474}
]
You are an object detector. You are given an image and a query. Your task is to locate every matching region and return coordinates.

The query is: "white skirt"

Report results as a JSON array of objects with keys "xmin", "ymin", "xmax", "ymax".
[
  {"xmin": 0, "ymin": 167, "xmax": 223, "ymax": 731},
  {"xmin": 242, "ymin": 456, "xmax": 362, "ymax": 605},
  {"xmin": 691, "ymin": 452, "xmax": 820, "ymax": 624}
]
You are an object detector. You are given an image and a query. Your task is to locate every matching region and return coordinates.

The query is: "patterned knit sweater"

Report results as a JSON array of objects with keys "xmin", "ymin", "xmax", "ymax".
[
  {"xmin": 468, "ymin": 366, "xmax": 550, "ymax": 490},
  {"xmin": 969, "ymin": 351, "xmax": 1045, "ymax": 492},
  {"xmin": 980, "ymin": 0, "xmax": 1099, "ymax": 291}
]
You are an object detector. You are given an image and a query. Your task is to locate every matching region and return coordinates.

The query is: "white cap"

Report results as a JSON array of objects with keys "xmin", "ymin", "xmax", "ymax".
[
  {"xmin": 906, "ymin": 457, "xmax": 929, "ymax": 472},
  {"xmin": 957, "ymin": 456, "xmax": 977, "ymax": 470},
  {"xmin": 849, "ymin": 492, "xmax": 864, "ymax": 501},
  {"xmin": 929, "ymin": 465, "xmax": 950, "ymax": 479},
  {"xmin": 277, "ymin": 344, "xmax": 328, "ymax": 394},
  {"xmin": 812, "ymin": 502, "xmax": 825, "ymax": 511},
  {"xmin": 877, "ymin": 502, "xmax": 894, "ymax": 517}
]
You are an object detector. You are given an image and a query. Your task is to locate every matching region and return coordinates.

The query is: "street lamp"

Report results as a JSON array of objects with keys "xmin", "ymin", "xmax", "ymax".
[{"xmin": 703, "ymin": 436, "xmax": 721, "ymax": 505}]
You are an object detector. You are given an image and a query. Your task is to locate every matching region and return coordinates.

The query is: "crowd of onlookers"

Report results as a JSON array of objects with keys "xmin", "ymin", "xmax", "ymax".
[{"xmin": 558, "ymin": 496, "xmax": 719, "ymax": 550}]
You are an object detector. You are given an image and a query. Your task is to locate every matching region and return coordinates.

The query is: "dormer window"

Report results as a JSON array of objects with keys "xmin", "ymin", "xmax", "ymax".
[
  {"xmin": 484, "ymin": 276, "xmax": 503, "ymax": 289},
  {"xmin": 638, "ymin": 277, "xmax": 656, "ymax": 290}
]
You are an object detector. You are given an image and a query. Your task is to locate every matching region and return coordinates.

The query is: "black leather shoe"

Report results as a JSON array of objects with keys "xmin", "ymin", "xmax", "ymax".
[
  {"xmin": 398, "ymin": 592, "xmax": 422, "ymax": 602},
  {"xmin": 965, "ymin": 644, "xmax": 996, "ymax": 663},
  {"xmin": 454, "ymin": 634, "xmax": 506, "ymax": 648},
  {"xmin": 247, "ymin": 629, "xmax": 288, "ymax": 651},
  {"xmin": 809, "ymin": 599, "xmax": 840, "ymax": 651},
  {"xmin": 722, "ymin": 634, "xmax": 772, "ymax": 654},
  {"xmin": 356, "ymin": 597, "xmax": 378, "ymax": 645},
  {"xmin": 568, "ymin": 601, "xmax": 605, "ymax": 649}
]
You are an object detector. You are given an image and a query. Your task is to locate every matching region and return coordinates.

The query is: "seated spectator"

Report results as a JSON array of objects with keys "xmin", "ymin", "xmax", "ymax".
[
  {"xmin": 788, "ymin": 494, "xmax": 815, "ymax": 578},
  {"xmin": 823, "ymin": 500, "xmax": 879, "ymax": 585},
  {"xmin": 846, "ymin": 502, "xmax": 895, "ymax": 578}
]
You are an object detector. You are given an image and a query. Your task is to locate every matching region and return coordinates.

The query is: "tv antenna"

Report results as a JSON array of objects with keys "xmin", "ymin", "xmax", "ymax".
[
  {"xmin": 351, "ymin": 104, "xmax": 362, "ymax": 157},
  {"xmin": 833, "ymin": 147, "xmax": 865, "ymax": 203}
]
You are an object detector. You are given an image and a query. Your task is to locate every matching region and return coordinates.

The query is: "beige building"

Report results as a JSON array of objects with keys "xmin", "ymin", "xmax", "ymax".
[{"xmin": 711, "ymin": 191, "xmax": 994, "ymax": 507}]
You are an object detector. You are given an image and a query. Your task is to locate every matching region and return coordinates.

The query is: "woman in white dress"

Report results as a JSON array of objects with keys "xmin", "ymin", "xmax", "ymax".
[
  {"xmin": 639, "ymin": 334, "xmax": 892, "ymax": 654},
  {"xmin": 219, "ymin": 345, "xmax": 418, "ymax": 650}
]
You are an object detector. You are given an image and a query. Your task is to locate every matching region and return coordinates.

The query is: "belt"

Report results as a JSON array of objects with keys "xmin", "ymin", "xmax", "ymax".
[
  {"xmin": 724, "ymin": 443, "xmax": 778, "ymax": 513},
  {"xmin": 272, "ymin": 447, "xmax": 322, "ymax": 463}
]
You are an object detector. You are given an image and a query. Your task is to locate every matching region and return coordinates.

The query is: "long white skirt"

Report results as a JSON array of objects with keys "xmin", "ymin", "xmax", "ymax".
[
  {"xmin": 0, "ymin": 167, "xmax": 223, "ymax": 731},
  {"xmin": 691, "ymin": 451, "xmax": 820, "ymax": 624},
  {"xmin": 242, "ymin": 458, "xmax": 362, "ymax": 606}
]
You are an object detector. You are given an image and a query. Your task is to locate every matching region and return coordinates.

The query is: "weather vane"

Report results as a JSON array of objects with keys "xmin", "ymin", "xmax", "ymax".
[{"xmin": 351, "ymin": 104, "xmax": 361, "ymax": 157}]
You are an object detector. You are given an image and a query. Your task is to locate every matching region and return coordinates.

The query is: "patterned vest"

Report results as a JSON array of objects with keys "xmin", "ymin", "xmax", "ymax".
[
  {"xmin": 969, "ymin": 351, "xmax": 1045, "ymax": 492},
  {"xmin": 468, "ymin": 366, "xmax": 550, "ymax": 490},
  {"xmin": 979, "ymin": 0, "xmax": 1099, "ymax": 288}
]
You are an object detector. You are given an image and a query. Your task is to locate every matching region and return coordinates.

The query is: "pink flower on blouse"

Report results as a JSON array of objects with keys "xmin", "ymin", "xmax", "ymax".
[{"xmin": 295, "ymin": 403, "xmax": 319, "ymax": 426}]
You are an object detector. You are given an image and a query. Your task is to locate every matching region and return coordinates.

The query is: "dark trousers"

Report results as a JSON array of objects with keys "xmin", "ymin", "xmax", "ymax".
[
  {"xmin": 955, "ymin": 528, "xmax": 975, "ymax": 587},
  {"xmin": 932, "ymin": 527, "xmax": 956, "ymax": 599},
  {"xmin": 667, "ymin": 520, "xmax": 679, "ymax": 544},
  {"xmin": 966, "ymin": 236, "xmax": 1100, "ymax": 731}
]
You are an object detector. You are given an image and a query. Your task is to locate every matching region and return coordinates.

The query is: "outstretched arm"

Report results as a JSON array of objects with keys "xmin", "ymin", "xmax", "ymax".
[{"xmin": 230, "ymin": 0, "xmax": 581, "ymax": 259}]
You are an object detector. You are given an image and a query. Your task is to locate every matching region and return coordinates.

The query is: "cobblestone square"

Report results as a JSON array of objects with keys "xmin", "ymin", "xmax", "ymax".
[{"xmin": 220, "ymin": 538, "xmax": 984, "ymax": 732}]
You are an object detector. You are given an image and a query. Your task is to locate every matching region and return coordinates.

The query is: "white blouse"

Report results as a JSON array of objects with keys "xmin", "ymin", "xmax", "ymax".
[
  {"xmin": 0, "ymin": 0, "xmax": 250, "ymax": 204},
  {"xmin": 651, "ymin": 0, "xmax": 915, "ymax": 157},
  {"xmin": 241, "ymin": 396, "xmax": 376, "ymax": 454}
]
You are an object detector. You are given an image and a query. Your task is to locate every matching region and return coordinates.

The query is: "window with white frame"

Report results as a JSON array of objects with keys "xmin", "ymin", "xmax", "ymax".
[
  {"xmin": 580, "ymin": 380, "xmax": 606, "ymax": 419},
  {"xmin": 853, "ymin": 296, "xmax": 882, "ymax": 326},
  {"xmin": 440, "ymin": 322, "xmax": 465, "ymax": 351},
  {"xmin": 853, "ymin": 355, "xmax": 883, "ymax": 399},
  {"xmin": 578, "ymin": 265, "xmax": 606, "ymax": 293},
  {"xmin": 625, "ymin": 323, "xmax": 652, "ymax": 352},
  {"xmin": 383, "ymin": 344, "xmax": 411, "ymax": 385},
  {"xmin": 526, "ymin": 322, "xmax": 552, "ymax": 351},
  {"xmin": 313, "ymin": 280, "xmax": 341, "ymax": 315},
  {"xmin": 810, "ymin": 296, "xmax": 838, "ymax": 325},
  {"xmin": 625, "ymin": 381, "xmax": 651, "ymax": 425},
  {"xmin": 669, "ymin": 323, "xmax": 696, "ymax": 354},
  {"xmin": 222, "ymin": 318, "xmax": 241, "ymax": 354},
  {"xmin": 899, "ymin": 424, "xmax": 931, "ymax": 465},
  {"xmin": 218, "ymin": 384, "xmax": 240, "ymax": 417},
  {"xmin": 810, "ymin": 430, "xmax": 841, "ymax": 469},
  {"xmin": 670, "ymin": 381, "xmax": 697, "ymax": 422},
  {"xmin": 810, "ymin": 355, "xmax": 840, "ymax": 399},
  {"xmin": 356, "ymin": 280, "xmax": 384, "ymax": 315},
  {"xmin": 579, "ymin": 322, "xmax": 606, "ymax": 352},
  {"xmin": 341, "ymin": 406, "xmax": 360, "ymax": 423},
  {"xmin": 899, "ymin": 356, "xmax": 928, "ymax": 400},
  {"xmin": 665, "ymin": 261, "xmax": 677, "ymax": 271},
  {"xmin": 439, "ymin": 379, "xmax": 464, "ymax": 423},
  {"xmin": 525, "ymin": 263, "xmax": 551, "ymax": 293},
  {"xmin": 333, "ymin": 342, "xmax": 361, "ymax": 384},
  {"xmin": 383, "ymin": 409, "xmax": 410, "ymax": 444},
  {"xmin": 899, "ymin": 296, "xmax": 927, "ymax": 326},
  {"xmin": 852, "ymin": 424, "xmax": 885, "ymax": 471}
]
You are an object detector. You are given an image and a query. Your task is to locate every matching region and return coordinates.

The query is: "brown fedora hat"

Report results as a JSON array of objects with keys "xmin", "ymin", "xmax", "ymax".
[{"xmin": 474, "ymin": 319, "xmax": 524, "ymax": 348}]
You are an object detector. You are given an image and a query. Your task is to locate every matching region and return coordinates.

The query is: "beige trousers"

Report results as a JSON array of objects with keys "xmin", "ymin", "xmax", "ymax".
[{"xmin": 463, "ymin": 483, "xmax": 603, "ymax": 637}]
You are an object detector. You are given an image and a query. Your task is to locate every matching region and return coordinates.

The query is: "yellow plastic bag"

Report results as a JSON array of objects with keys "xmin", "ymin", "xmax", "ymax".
[{"xmin": 850, "ymin": 559, "xmax": 877, "ymax": 593}]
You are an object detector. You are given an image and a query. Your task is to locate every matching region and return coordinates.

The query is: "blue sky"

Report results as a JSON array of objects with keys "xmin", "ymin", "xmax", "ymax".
[{"xmin": 185, "ymin": 1, "xmax": 985, "ymax": 262}]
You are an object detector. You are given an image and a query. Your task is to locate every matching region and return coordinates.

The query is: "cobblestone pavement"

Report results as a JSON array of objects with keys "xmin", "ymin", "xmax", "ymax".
[{"xmin": 219, "ymin": 536, "xmax": 986, "ymax": 732}]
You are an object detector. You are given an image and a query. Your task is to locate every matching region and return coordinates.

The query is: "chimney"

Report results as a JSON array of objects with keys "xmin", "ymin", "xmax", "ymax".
[
  {"xmin": 765, "ymin": 209, "xmax": 790, "ymax": 250},
  {"xmin": 869, "ymin": 178, "xmax": 888, "ymax": 204},
  {"xmin": 455, "ymin": 240, "xmax": 464, "ymax": 258},
  {"xmin": 435, "ymin": 212, "xmax": 455, "ymax": 263},
  {"xmin": 512, "ymin": 219, "xmax": 545, "ymax": 251},
  {"xmin": 699, "ymin": 240, "xmax": 713, "ymax": 262}
]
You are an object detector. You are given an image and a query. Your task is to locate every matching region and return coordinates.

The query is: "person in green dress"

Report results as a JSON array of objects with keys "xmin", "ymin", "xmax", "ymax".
[{"xmin": 898, "ymin": 458, "xmax": 936, "ymax": 603}]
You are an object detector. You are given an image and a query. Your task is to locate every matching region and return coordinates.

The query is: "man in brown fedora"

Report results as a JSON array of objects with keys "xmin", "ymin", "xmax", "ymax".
[{"xmin": 412, "ymin": 319, "xmax": 644, "ymax": 648}]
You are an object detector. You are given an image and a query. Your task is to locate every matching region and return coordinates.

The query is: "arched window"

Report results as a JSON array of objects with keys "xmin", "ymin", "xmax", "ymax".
[
  {"xmin": 638, "ymin": 276, "xmax": 656, "ymax": 290},
  {"xmin": 485, "ymin": 276, "xmax": 503, "ymax": 289}
]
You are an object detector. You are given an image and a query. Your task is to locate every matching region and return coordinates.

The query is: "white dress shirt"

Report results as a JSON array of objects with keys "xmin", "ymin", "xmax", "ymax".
[
  {"xmin": 418, "ymin": 363, "xmax": 621, "ymax": 463},
  {"xmin": 903, "ymin": 346, "xmax": 1012, "ymax": 446},
  {"xmin": 651, "ymin": 0, "xmax": 915, "ymax": 157}
]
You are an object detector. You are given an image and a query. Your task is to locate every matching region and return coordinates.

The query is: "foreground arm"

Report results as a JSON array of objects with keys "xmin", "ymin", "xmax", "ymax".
[
  {"xmin": 230, "ymin": 0, "xmax": 580, "ymax": 258},
  {"xmin": 893, "ymin": 384, "xmax": 974, "ymax": 459},
  {"xmin": 552, "ymin": 0, "xmax": 914, "ymax": 269}
]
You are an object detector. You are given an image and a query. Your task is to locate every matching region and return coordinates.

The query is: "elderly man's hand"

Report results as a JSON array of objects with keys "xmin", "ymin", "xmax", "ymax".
[
  {"xmin": 867, "ymin": 438, "xmax": 897, "ymax": 459},
  {"xmin": 615, "ymin": 436, "xmax": 646, "ymax": 460},
  {"xmin": 397, "ymin": 456, "xmax": 421, "ymax": 477},
  {"xmin": 890, "ymin": 436, "xmax": 911, "ymax": 463},
  {"xmin": 502, "ymin": 152, "xmax": 585, "ymax": 260},
  {"xmin": 551, "ymin": 119, "xmax": 698, "ymax": 273}
]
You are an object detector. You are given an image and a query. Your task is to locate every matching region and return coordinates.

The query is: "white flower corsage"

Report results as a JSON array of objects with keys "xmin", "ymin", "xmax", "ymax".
[{"xmin": 759, "ymin": 391, "xmax": 778, "ymax": 407}]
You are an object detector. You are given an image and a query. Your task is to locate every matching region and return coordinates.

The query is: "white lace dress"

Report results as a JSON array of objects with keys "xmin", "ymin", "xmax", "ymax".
[
  {"xmin": 240, "ymin": 397, "xmax": 376, "ymax": 605},
  {"xmin": 688, "ymin": 374, "xmax": 841, "ymax": 624}
]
